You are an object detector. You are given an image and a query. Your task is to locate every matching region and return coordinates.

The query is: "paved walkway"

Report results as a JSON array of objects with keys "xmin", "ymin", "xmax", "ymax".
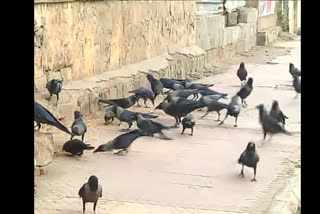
[{"xmin": 35, "ymin": 38, "xmax": 301, "ymax": 214}]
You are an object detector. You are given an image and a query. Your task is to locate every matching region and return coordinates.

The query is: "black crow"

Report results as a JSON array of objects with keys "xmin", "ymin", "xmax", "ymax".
[
  {"xmin": 147, "ymin": 74, "xmax": 164, "ymax": 100},
  {"xmin": 199, "ymin": 87, "xmax": 228, "ymax": 98},
  {"xmin": 181, "ymin": 114, "xmax": 195, "ymax": 136},
  {"xmin": 93, "ymin": 129, "xmax": 149, "ymax": 154},
  {"xmin": 155, "ymin": 100, "xmax": 204, "ymax": 127},
  {"xmin": 160, "ymin": 78, "xmax": 185, "ymax": 90},
  {"xmin": 292, "ymin": 75, "xmax": 301, "ymax": 98},
  {"xmin": 289, "ymin": 63, "xmax": 301, "ymax": 77},
  {"xmin": 78, "ymin": 175, "xmax": 102, "ymax": 214},
  {"xmin": 237, "ymin": 62, "xmax": 248, "ymax": 86},
  {"xmin": 136, "ymin": 114, "xmax": 171, "ymax": 139},
  {"xmin": 256, "ymin": 104, "xmax": 291, "ymax": 142},
  {"xmin": 184, "ymin": 82, "xmax": 214, "ymax": 90},
  {"xmin": 201, "ymin": 99, "xmax": 228, "ymax": 121},
  {"xmin": 104, "ymin": 107, "xmax": 115, "ymax": 125},
  {"xmin": 62, "ymin": 139, "xmax": 94, "ymax": 156},
  {"xmin": 166, "ymin": 89, "xmax": 202, "ymax": 100},
  {"xmin": 270, "ymin": 100, "xmax": 288, "ymax": 125},
  {"xmin": 98, "ymin": 95, "xmax": 138, "ymax": 109},
  {"xmin": 238, "ymin": 142, "xmax": 259, "ymax": 182},
  {"xmin": 34, "ymin": 101, "xmax": 71, "ymax": 135},
  {"xmin": 46, "ymin": 79, "xmax": 63, "ymax": 106},
  {"xmin": 237, "ymin": 77, "xmax": 253, "ymax": 107},
  {"xmin": 105, "ymin": 105, "xmax": 159, "ymax": 131},
  {"xmin": 129, "ymin": 87, "xmax": 155, "ymax": 108},
  {"xmin": 218, "ymin": 94, "xmax": 242, "ymax": 127},
  {"xmin": 71, "ymin": 111, "xmax": 87, "ymax": 141}
]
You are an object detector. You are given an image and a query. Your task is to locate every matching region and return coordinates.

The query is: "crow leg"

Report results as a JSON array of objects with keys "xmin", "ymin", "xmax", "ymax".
[
  {"xmin": 172, "ymin": 117, "xmax": 179, "ymax": 128},
  {"xmin": 93, "ymin": 202, "xmax": 97, "ymax": 214},
  {"xmin": 242, "ymin": 99, "xmax": 246, "ymax": 108},
  {"xmin": 177, "ymin": 117, "xmax": 182, "ymax": 126},
  {"xmin": 216, "ymin": 112, "xmax": 221, "ymax": 121},
  {"xmin": 46, "ymin": 93, "xmax": 52, "ymax": 101},
  {"xmin": 234, "ymin": 116, "xmax": 238, "ymax": 127},
  {"xmin": 218, "ymin": 113, "xmax": 228, "ymax": 125},
  {"xmin": 240, "ymin": 165, "xmax": 244, "ymax": 178},
  {"xmin": 55, "ymin": 93, "xmax": 59, "ymax": 106},
  {"xmin": 144, "ymin": 98, "xmax": 148, "ymax": 108},
  {"xmin": 181, "ymin": 127, "xmax": 185, "ymax": 134},
  {"xmin": 137, "ymin": 98, "xmax": 142, "ymax": 107},
  {"xmin": 82, "ymin": 201, "xmax": 86, "ymax": 214},
  {"xmin": 82, "ymin": 134, "xmax": 85, "ymax": 142},
  {"xmin": 123, "ymin": 122, "xmax": 133, "ymax": 131},
  {"xmin": 115, "ymin": 149, "xmax": 125, "ymax": 155},
  {"xmin": 36, "ymin": 122, "xmax": 41, "ymax": 131},
  {"xmin": 251, "ymin": 167, "xmax": 257, "ymax": 182},
  {"xmin": 190, "ymin": 127, "xmax": 193, "ymax": 136},
  {"xmin": 263, "ymin": 130, "xmax": 267, "ymax": 141},
  {"xmin": 244, "ymin": 99, "xmax": 248, "ymax": 107},
  {"xmin": 70, "ymin": 134, "xmax": 74, "ymax": 140}
]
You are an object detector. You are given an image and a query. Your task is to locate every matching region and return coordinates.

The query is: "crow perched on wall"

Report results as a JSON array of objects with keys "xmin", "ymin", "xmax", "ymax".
[{"xmin": 46, "ymin": 79, "xmax": 63, "ymax": 106}]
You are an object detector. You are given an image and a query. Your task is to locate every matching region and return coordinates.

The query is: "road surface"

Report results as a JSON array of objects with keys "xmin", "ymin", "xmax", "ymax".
[{"xmin": 35, "ymin": 38, "xmax": 301, "ymax": 214}]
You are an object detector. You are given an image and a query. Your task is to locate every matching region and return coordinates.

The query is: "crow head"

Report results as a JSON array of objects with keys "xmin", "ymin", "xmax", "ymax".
[
  {"xmin": 74, "ymin": 111, "xmax": 82, "ymax": 119},
  {"xmin": 88, "ymin": 175, "xmax": 99, "ymax": 191},
  {"xmin": 246, "ymin": 142, "xmax": 256, "ymax": 152}
]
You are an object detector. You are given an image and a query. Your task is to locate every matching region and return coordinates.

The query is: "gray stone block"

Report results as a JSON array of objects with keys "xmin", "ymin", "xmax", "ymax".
[
  {"xmin": 227, "ymin": 12, "xmax": 238, "ymax": 26},
  {"xmin": 34, "ymin": 132, "xmax": 54, "ymax": 167}
]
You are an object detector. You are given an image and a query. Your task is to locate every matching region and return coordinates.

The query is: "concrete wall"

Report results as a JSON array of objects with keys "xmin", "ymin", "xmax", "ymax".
[
  {"xmin": 245, "ymin": 0, "xmax": 281, "ymax": 31},
  {"xmin": 288, "ymin": 0, "xmax": 301, "ymax": 34},
  {"xmin": 34, "ymin": 0, "xmax": 196, "ymax": 91}
]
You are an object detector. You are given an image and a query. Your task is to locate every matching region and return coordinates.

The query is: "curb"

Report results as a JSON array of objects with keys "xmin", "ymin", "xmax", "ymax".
[{"xmin": 266, "ymin": 167, "xmax": 301, "ymax": 214}]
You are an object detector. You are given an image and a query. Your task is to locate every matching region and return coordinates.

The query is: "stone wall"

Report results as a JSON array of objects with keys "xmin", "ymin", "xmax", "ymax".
[
  {"xmin": 195, "ymin": 7, "xmax": 258, "ymax": 62},
  {"xmin": 35, "ymin": 45, "xmax": 206, "ymax": 122},
  {"xmin": 34, "ymin": 0, "xmax": 196, "ymax": 91}
]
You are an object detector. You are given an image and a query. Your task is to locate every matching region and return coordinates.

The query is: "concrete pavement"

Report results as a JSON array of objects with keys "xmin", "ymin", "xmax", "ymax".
[{"xmin": 35, "ymin": 38, "xmax": 301, "ymax": 214}]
